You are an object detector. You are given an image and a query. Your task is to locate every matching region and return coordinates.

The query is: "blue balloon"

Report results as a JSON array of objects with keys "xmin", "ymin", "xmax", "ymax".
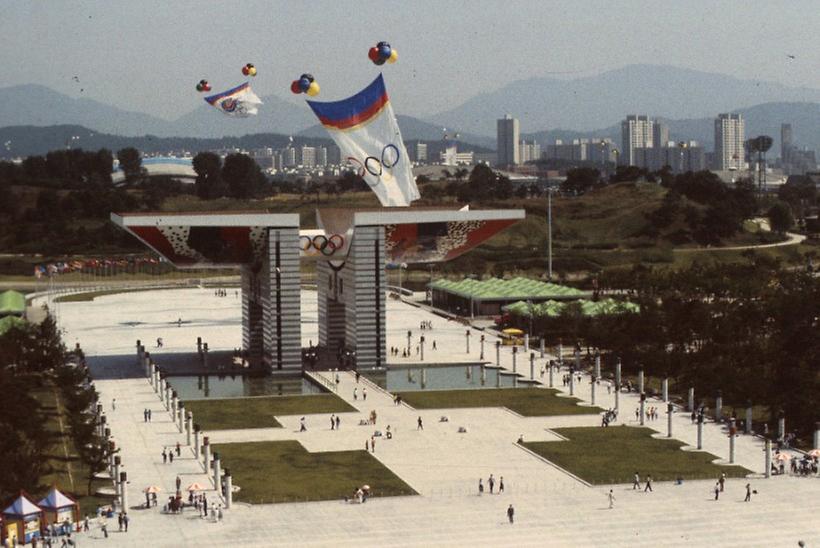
[
  {"xmin": 374, "ymin": 57, "xmax": 386, "ymax": 66},
  {"xmin": 299, "ymin": 77, "xmax": 311, "ymax": 92},
  {"xmin": 300, "ymin": 73, "xmax": 314, "ymax": 83},
  {"xmin": 378, "ymin": 44, "xmax": 392, "ymax": 59}
]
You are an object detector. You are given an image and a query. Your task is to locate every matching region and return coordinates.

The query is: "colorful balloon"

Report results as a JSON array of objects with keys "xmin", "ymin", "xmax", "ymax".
[
  {"xmin": 374, "ymin": 58, "xmax": 386, "ymax": 66},
  {"xmin": 299, "ymin": 77, "xmax": 311, "ymax": 92},
  {"xmin": 300, "ymin": 73, "xmax": 314, "ymax": 83},
  {"xmin": 378, "ymin": 44, "xmax": 392, "ymax": 59},
  {"xmin": 388, "ymin": 49, "xmax": 398, "ymax": 64},
  {"xmin": 248, "ymin": 66, "xmax": 257, "ymax": 77},
  {"xmin": 368, "ymin": 47, "xmax": 379, "ymax": 62},
  {"xmin": 290, "ymin": 80, "xmax": 301, "ymax": 94},
  {"xmin": 306, "ymin": 81, "xmax": 320, "ymax": 97},
  {"xmin": 196, "ymin": 79, "xmax": 210, "ymax": 92}
]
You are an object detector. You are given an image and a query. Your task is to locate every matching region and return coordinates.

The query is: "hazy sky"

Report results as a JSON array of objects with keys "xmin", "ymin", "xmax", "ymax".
[{"xmin": 2, "ymin": 0, "xmax": 818, "ymax": 120}]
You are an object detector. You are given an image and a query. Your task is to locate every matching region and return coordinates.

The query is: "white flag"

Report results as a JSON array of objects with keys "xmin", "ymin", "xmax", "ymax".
[
  {"xmin": 204, "ymin": 82, "xmax": 262, "ymax": 117},
  {"xmin": 307, "ymin": 74, "xmax": 419, "ymax": 207}
]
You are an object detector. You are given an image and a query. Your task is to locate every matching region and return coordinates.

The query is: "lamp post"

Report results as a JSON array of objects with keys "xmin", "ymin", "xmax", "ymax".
[
  {"xmin": 428, "ymin": 264, "xmax": 435, "ymax": 308},
  {"xmin": 547, "ymin": 190, "xmax": 553, "ymax": 280},
  {"xmin": 398, "ymin": 262, "xmax": 407, "ymax": 295}
]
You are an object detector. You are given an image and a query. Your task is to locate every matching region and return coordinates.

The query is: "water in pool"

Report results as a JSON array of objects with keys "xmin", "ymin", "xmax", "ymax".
[
  {"xmin": 364, "ymin": 364, "xmax": 527, "ymax": 391},
  {"xmin": 168, "ymin": 374, "xmax": 325, "ymax": 400}
]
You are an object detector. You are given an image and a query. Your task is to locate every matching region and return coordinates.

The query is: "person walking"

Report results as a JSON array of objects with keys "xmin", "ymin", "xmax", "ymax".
[
  {"xmin": 719, "ymin": 472, "xmax": 725, "ymax": 492},
  {"xmin": 632, "ymin": 472, "xmax": 640, "ymax": 490},
  {"xmin": 608, "ymin": 489, "xmax": 615, "ymax": 509},
  {"xmin": 101, "ymin": 522, "xmax": 108, "ymax": 538},
  {"xmin": 83, "ymin": 516, "xmax": 89, "ymax": 532},
  {"xmin": 507, "ymin": 504, "xmax": 514, "ymax": 524},
  {"xmin": 478, "ymin": 479, "xmax": 484, "ymax": 495},
  {"xmin": 714, "ymin": 482, "xmax": 720, "ymax": 500},
  {"xmin": 175, "ymin": 476, "xmax": 181, "ymax": 492},
  {"xmin": 112, "ymin": 399, "xmax": 116, "ymax": 411},
  {"xmin": 744, "ymin": 483, "xmax": 752, "ymax": 502},
  {"xmin": 363, "ymin": 387, "xmax": 367, "ymax": 401},
  {"xmin": 370, "ymin": 436, "xmax": 375, "ymax": 453},
  {"xmin": 175, "ymin": 442, "xmax": 181, "ymax": 457},
  {"xmin": 488, "ymin": 474, "xmax": 495, "ymax": 494},
  {"xmin": 365, "ymin": 439, "xmax": 369, "ymax": 452},
  {"xmin": 169, "ymin": 452, "xmax": 174, "ymax": 464},
  {"xmin": 148, "ymin": 409, "xmax": 152, "ymax": 422},
  {"xmin": 117, "ymin": 513, "xmax": 123, "ymax": 532},
  {"xmin": 353, "ymin": 388, "xmax": 358, "ymax": 401},
  {"xmin": 123, "ymin": 513, "xmax": 129, "ymax": 532},
  {"xmin": 330, "ymin": 414, "xmax": 336, "ymax": 430},
  {"xmin": 162, "ymin": 449, "xmax": 167, "ymax": 464},
  {"xmin": 417, "ymin": 417, "xmax": 423, "ymax": 430},
  {"xmin": 499, "ymin": 476, "xmax": 505, "ymax": 494},
  {"xmin": 300, "ymin": 417, "xmax": 307, "ymax": 432},
  {"xmin": 335, "ymin": 415, "xmax": 340, "ymax": 430},
  {"xmin": 143, "ymin": 409, "xmax": 148, "ymax": 422},
  {"xmin": 644, "ymin": 475, "xmax": 652, "ymax": 493}
]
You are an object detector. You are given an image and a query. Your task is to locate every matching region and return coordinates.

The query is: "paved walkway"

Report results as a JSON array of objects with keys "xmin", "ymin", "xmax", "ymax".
[{"xmin": 54, "ymin": 288, "xmax": 819, "ymax": 546}]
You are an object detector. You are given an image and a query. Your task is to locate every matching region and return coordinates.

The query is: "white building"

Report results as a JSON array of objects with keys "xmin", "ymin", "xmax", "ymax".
[
  {"xmin": 519, "ymin": 140, "xmax": 541, "ymax": 163},
  {"xmin": 714, "ymin": 113, "xmax": 745, "ymax": 170},
  {"xmin": 621, "ymin": 115, "xmax": 654, "ymax": 166},
  {"xmin": 497, "ymin": 115, "xmax": 520, "ymax": 167}
]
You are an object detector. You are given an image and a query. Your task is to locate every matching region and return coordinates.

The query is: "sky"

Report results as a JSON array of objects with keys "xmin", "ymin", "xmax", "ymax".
[{"xmin": 1, "ymin": 0, "xmax": 819, "ymax": 120}]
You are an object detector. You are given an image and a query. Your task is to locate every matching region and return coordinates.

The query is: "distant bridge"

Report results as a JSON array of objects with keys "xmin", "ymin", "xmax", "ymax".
[{"xmin": 112, "ymin": 157, "xmax": 196, "ymax": 184}]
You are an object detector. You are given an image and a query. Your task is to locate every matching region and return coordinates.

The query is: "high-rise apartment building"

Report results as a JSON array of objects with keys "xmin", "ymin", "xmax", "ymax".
[
  {"xmin": 781, "ymin": 123, "xmax": 793, "ymax": 165},
  {"xmin": 519, "ymin": 140, "xmax": 541, "ymax": 163},
  {"xmin": 653, "ymin": 121, "xmax": 670, "ymax": 149},
  {"xmin": 621, "ymin": 115, "xmax": 654, "ymax": 166},
  {"xmin": 300, "ymin": 145, "xmax": 316, "ymax": 168},
  {"xmin": 714, "ymin": 114, "xmax": 745, "ymax": 170},
  {"xmin": 315, "ymin": 146, "xmax": 328, "ymax": 167},
  {"xmin": 497, "ymin": 115, "xmax": 520, "ymax": 167}
]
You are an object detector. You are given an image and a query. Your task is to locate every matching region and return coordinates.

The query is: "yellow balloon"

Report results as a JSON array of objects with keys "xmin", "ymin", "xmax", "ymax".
[
  {"xmin": 388, "ymin": 49, "xmax": 398, "ymax": 64},
  {"xmin": 307, "ymin": 81, "xmax": 320, "ymax": 97},
  {"xmin": 248, "ymin": 66, "xmax": 257, "ymax": 77}
]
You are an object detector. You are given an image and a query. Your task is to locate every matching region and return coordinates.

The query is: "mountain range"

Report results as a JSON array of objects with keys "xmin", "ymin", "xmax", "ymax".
[{"xmin": 1, "ymin": 65, "xmax": 818, "ymax": 157}]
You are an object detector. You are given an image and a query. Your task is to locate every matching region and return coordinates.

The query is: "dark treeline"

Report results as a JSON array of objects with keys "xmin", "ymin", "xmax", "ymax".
[{"xmin": 516, "ymin": 256, "xmax": 819, "ymax": 443}]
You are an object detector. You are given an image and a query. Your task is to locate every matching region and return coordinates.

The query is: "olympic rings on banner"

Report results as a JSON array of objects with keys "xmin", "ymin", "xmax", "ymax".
[
  {"xmin": 299, "ymin": 234, "xmax": 347, "ymax": 257},
  {"xmin": 345, "ymin": 145, "xmax": 400, "ymax": 182}
]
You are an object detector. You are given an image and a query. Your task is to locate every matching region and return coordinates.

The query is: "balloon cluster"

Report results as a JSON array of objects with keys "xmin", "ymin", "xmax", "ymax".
[
  {"xmin": 195, "ymin": 79, "xmax": 211, "ymax": 93},
  {"xmin": 242, "ymin": 63, "xmax": 257, "ymax": 77},
  {"xmin": 368, "ymin": 41, "xmax": 398, "ymax": 65},
  {"xmin": 290, "ymin": 73, "xmax": 320, "ymax": 97}
]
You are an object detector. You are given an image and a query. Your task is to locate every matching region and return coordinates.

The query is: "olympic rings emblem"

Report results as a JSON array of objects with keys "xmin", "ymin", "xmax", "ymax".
[
  {"xmin": 299, "ymin": 234, "xmax": 346, "ymax": 256},
  {"xmin": 345, "ymin": 144, "xmax": 400, "ymax": 185}
]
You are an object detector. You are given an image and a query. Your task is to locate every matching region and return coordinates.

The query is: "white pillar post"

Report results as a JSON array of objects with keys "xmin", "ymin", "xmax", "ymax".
[
  {"xmin": 224, "ymin": 470, "xmax": 233, "ymax": 509},
  {"xmin": 529, "ymin": 352, "xmax": 535, "ymax": 381},
  {"xmin": 203, "ymin": 437, "xmax": 211, "ymax": 474},
  {"xmin": 765, "ymin": 439, "xmax": 772, "ymax": 478},
  {"xmin": 614, "ymin": 359, "xmax": 621, "ymax": 412},
  {"xmin": 186, "ymin": 412, "xmax": 193, "ymax": 446},
  {"xmin": 194, "ymin": 425, "xmax": 201, "ymax": 459},
  {"xmin": 539, "ymin": 338, "xmax": 544, "ymax": 358},
  {"xmin": 688, "ymin": 387, "xmax": 695, "ymax": 412},
  {"xmin": 639, "ymin": 393, "xmax": 646, "ymax": 426},
  {"xmin": 715, "ymin": 390, "xmax": 723, "ymax": 422},
  {"xmin": 745, "ymin": 401, "xmax": 753, "ymax": 434},
  {"xmin": 662, "ymin": 378, "xmax": 669, "ymax": 403},
  {"xmin": 667, "ymin": 402, "xmax": 673, "ymax": 437},
  {"xmin": 523, "ymin": 333, "xmax": 529, "ymax": 352}
]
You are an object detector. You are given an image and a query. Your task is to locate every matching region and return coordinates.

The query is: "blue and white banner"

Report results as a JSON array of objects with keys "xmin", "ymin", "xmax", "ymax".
[
  {"xmin": 307, "ymin": 75, "xmax": 419, "ymax": 207},
  {"xmin": 204, "ymin": 82, "xmax": 262, "ymax": 117}
]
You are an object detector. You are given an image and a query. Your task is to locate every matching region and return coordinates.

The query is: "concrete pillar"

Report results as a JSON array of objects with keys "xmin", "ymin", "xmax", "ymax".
[
  {"xmin": 99, "ymin": 414, "xmax": 106, "ymax": 438},
  {"xmin": 148, "ymin": 361, "xmax": 155, "ymax": 387},
  {"xmin": 512, "ymin": 347, "xmax": 517, "ymax": 374},
  {"xmin": 594, "ymin": 353, "xmax": 600, "ymax": 379},
  {"xmin": 569, "ymin": 368, "xmax": 575, "ymax": 396},
  {"xmin": 113, "ymin": 456, "xmax": 121, "ymax": 491},
  {"xmin": 639, "ymin": 393, "xmax": 646, "ymax": 426},
  {"xmin": 224, "ymin": 469, "xmax": 233, "ymax": 509},
  {"xmin": 529, "ymin": 352, "xmax": 535, "ymax": 381},
  {"xmin": 697, "ymin": 415, "xmax": 703, "ymax": 450},
  {"xmin": 186, "ymin": 412, "xmax": 193, "ymax": 446},
  {"xmin": 548, "ymin": 361, "xmax": 554, "ymax": 388},
  {"xmin": 539, "ymin": 338, "xmax": 544, "ymax": 359},
  {"xmin": 465, "ymin": 330, "xmax": 471, "ymax": 354},
  {"xmin": 203, "ymin": 343, "xmax": 209, "ymax": 369},
  {"xmin": 814, "ymin": 422, "xmax": 820, "ymax": 450},
  {"xmin": 765, "ymin": 439, "xmax": 772, "ymax": 478},
  {"xmin": 615, "ymin": 359, "xmax": 621, "ymax": 412},
  {"xmin": 523, "ymin": 333, "xmax": 529, "ymax": 352},
  {"xmin": 197, "ymin": 337, "xmax": 202, "ymax": 354},
  {"xmin": 480, "ymin": 364, "xmax": 486, "ymax": 385},
  {"xmin": 171, "ymin": 391, "xmax": 178, "ymax": 418},
  {"xmin": 108, "ymin": 440, "xmax": 116, "ymax": 476},
  {"xmin": 496, "ymin": 366, "xmax": 501, "ymax": 388},
  {"xmin": 557, "ymin": 342, "xmax": 563, "ymax": 366},
  {"xmin": 421, "ymin": 368, "xmax": 427, "ymax": 389},
  {"xmin": 496, "ymin": 341, "xmax": 501, "ymax": 367},
  {"xmin": 119, "ymin": 471, "xmax": 128, "ymax": 512},
  {"xmin": 638, "ymin": 368, "xmax": 644, "ymax": 394},
  {"xmin": 729, "ymin": 419, "xmax": 736, "ymax": 464},
  {"xmin": 142, "ymin": 353, "xmax": 150, "ymax": 378},
  {"xmin": 590, "ymin": 376, "xmax": 596, "ymax": 406},
  {"xmin": 153, "ymin": 368, "xmax": 159, "ymax": 392},
  {"xmin": 213, "ymin": 452, "xmax": 221, "ymax": 494},
  {"xmin": 480, "ymin": 336, "xmax": 485, "ymax": 360},
  {"xmin": 203, "ymin": 437, "xmax": 211, "ymax": 474},
  {"xmin": 136, "ymin": 340, "xmax": 143, "ymax": 367},
  {"xmin": 420, "ymin": 336, "xmax": 425, "ymax": 361},
  {"xmin": 688, "ymin": 387, "xmax": 695, "ymax": 412},
  {"xmin": 177, "ymin": 402, "xmax": 185, "ymax": 432},
  {"xmin": 777, "ymin": 410, "xmax": 785, "ymax": 441},
  {"xmin": 574, "ymin": 348, "xmax": 580, "ymax": 372},
  {"xmin": 406, "ymin": 331, "xmax": 412, "ymax": 353},
  {"xmin": 165, "ymin": 384, "xmax": 172, "ymax": 410},
  {"xmin": 715, "ymin": 390, "xmax": 723, "ymax": 422},
  {"xmin": 667, "ymin": 402, "xmax": 673, "ymax": 437},
  {"xmin": 662, "ymin": 378, "xmax": 669, "ymax": 403},
  {"xmin": 194, "ymin": 425, "xmax": 201, "ymax": 459},
  {"xmin": 745, "ymin": 401, "xmax": 753, "ymax": 434}
]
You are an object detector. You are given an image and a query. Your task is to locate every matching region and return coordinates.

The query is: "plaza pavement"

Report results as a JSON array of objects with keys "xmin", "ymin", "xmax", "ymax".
[{"xmin": 49, "ymin": 288, "xmax": 820, "ymax": 546}]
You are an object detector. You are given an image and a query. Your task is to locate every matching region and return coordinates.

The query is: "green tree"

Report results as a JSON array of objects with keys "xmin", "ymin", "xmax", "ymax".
[
  {"xmin": 562, "ymin": 168, "xmax": 600, "ymax": 194},
  {"xmin": 116, "ymin": 148, "xmax": 143, "ymax": 183},
  {"xmin": 222, "ymin": 153, "xmax": 265, "ymax": 199},
  {"xmin": 192, "ymin": 152, "xmax": 225, "ymax": 199},
  {"xmin": 768, "ymin": 201, "xmax": 794, "ymax": 233}
]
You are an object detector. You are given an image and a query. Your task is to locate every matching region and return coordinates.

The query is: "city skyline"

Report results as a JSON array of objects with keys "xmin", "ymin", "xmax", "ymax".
[{"xmin": 1, "ymin": 1, "xmax": 819, "ymax": 121}]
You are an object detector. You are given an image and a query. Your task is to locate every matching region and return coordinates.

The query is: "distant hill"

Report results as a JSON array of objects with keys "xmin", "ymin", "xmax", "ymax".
[{"xmin": 432, "ymin": 64, "xmax": 820, "ymax": 135}]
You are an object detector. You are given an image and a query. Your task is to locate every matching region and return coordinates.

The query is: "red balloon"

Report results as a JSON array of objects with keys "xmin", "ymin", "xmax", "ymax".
[
  {"xmin": 242, "ymin": 66, "xmax": 250, "ymax": 76},
  {"xmin": 290, "ymin": 80, "xmax": 301, "ymax": 94},
  {"xmin": 368, "ymin": 47, "xmax": 379, "ymax": 62}
]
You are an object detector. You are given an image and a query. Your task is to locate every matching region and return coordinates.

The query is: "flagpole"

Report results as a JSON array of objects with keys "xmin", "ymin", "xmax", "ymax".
[{"xmin": 547, "ymin": 188, "xmax": 553, "ymax": 281}]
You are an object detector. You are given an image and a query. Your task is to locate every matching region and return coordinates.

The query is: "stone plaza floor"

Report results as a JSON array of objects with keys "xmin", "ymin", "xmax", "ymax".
[{"xmin": 45, "ymin": 287, "xmax": 820, "ymax": 547}]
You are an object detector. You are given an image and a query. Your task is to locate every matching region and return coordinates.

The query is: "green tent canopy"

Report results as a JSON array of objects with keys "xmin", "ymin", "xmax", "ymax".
[{"xmin": 0, "ymin": 290, "xmax": 26, "ymax": 316}]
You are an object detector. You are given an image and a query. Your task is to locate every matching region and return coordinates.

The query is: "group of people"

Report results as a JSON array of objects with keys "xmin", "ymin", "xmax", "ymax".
[
  {"xmin": 632, "ymin": 472, "xmax": 653, "ymax": 492},
  {"xmin": 635, "ymin": 406, "xmax": 661, "ymax": 422},
  {"xmin": 478, "ymin": 474, "xmax": 506, "ymax": 495},
  {"xmin": 352, "ymin": 386, "xmax": 367, "ymax": 401},
  {"xmin": 419, "ymin": 320, "xmax": 433, "ymax": 330},
  {"xmin": 142, "ymin": 408, "xmax": 153, "ymax": 422},
  {"xmin": 161, "ymin": 443, "xmax": 181, "ymax": 463},
  {"xmin": 601, "ymin": 408, "xmax": 618, "ymax": 427}
]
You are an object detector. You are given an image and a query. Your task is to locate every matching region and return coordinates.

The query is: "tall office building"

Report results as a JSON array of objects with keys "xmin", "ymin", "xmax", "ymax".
[
  {"xmin": 653, "ymin": 121, "xmax": 670, "ymax": 149},
  {"xmin": 519, "ymin": 140, "xmax": 541, "ymax": 163},
  {"xmin": 497, "ymin": 115, "xmax": 520, "ymax": 167},
  {"xmin": 316, "ymin": 146, "xmax": 328, "ymax": 167},
  {"xmin": 781, "ymin": 123, "xmax": 793, "ymax": 166},
  {"xmin": 621, "ymin": 115, "xmax": 654, "ymax": 166},
  {"xmin": 300, "ymin": 145, "xmax": 316, "ymax": 168},
  {"xmin": 714, "ymin": 114, "xmax": 745, "ymax": 170}
]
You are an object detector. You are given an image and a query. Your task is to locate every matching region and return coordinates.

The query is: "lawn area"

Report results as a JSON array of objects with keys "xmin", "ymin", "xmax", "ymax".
[
  {"xmin": 214, "ymin": 440, "xmax": 416, "ymax": 503},
  {"xmin": 396, "ymin": 387, "xmax": 602, "ymax": 416},
  {"xmin": 184, "ymin": 394, "xmax": 356, "ymax": 430},
  {"xmin": 31, "ymin": 380, "xmax": 115, "ymax": 516},
  {"xmin": 522, "ymin": 426, "xmax": 751, "ymax": 484}
]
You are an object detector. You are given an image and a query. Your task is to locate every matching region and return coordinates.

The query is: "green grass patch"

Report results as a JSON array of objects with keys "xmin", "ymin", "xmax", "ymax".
[
  {"xmin": 522, "ymin": 425, "xmax": 751, "ymax": 484},
  {"xmin": 396, "ymin": 387, "xmax": 602, "ymax": 416},
  {"xmin": 214, "ymin": 440, "xmax": 416, "ymax": 503},
  {"xmin": 184, "ymin": 394, "xmax": 356, "ymax": 430}
]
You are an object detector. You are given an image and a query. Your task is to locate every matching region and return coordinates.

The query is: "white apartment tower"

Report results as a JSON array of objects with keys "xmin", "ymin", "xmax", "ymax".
[
  {"xmin": 497, "ymin": 115, "xmax": 520, "ymax": 167},
  {"xmin": 714, "ymin": 114, "xmax": 745, "ymax": 170},
  {"xmin": 621, "ymin": 115, "xmax": 654, "ymax": 166}
]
